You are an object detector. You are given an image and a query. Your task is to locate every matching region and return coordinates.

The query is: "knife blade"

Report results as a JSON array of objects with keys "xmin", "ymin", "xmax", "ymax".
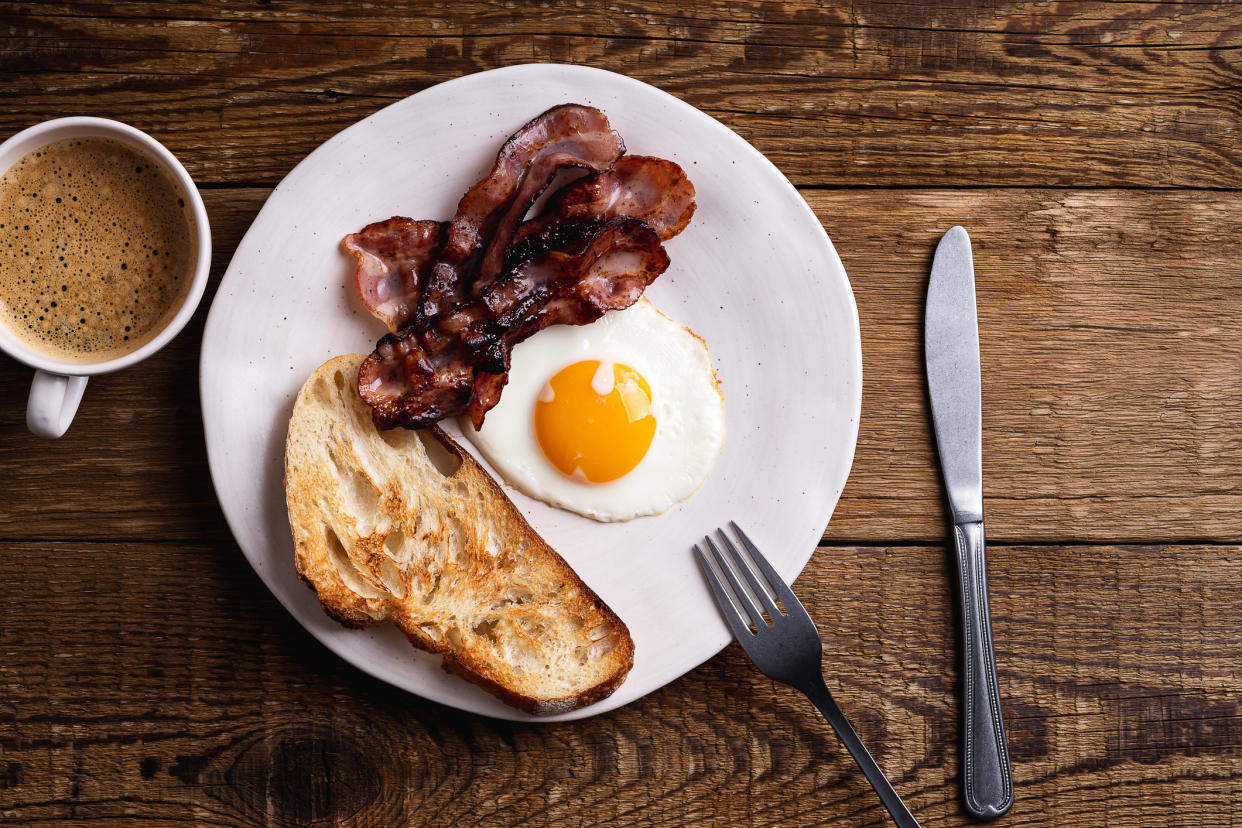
[
  {"xmin": 926, "ymin": 226, "xmax": 983, "ymax": 525},
  {"xmin": 925, "ymin": 226, "xmax": 1014, "ymax": 820}
]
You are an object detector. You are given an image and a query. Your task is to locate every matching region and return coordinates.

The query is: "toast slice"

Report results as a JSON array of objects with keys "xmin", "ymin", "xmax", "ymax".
[{"xmin": 285, "ymin": 354, "xmax": 635, "ymax": 714}]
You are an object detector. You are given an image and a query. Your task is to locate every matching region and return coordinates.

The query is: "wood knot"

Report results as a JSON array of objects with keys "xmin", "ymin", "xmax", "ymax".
[
  {"xmin": 0, "ymin": 761, "xmax": 21, "ymax": 789},
  {"xmin": 174, "ymin": 727, "xmax": 383, "ymax": 826},
  {"xmin": 233, "ymin": 730, "xmax": 380, "ymax": 825}
]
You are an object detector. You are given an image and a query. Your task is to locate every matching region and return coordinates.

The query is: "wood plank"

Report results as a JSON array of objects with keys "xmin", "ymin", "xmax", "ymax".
[
  {"xmin": 3, "ymin": 187, "xmax": 1239, "ymax": 544},
  {"xmin": 825, "ymin": 188, "xmax": 1242, "ymax": 544},
  {"xmin": 2, "ymin": 3, "xmax": 1241, "ymax": 187},
  {"xmin": 0, "ymin": 540, "xmax": 1238, "ymax": 826}
]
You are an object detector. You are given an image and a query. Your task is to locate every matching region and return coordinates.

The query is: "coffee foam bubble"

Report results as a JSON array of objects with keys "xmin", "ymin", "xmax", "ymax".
[{"xmin": 0, "ymin": 137, "xmax": 195, "ymax": 362}]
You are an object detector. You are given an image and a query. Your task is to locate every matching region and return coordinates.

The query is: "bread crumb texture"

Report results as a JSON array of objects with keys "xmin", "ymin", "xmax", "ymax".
[{"xmin": 285, "ymin": 355, "xmax": 635, "ymax": 714}]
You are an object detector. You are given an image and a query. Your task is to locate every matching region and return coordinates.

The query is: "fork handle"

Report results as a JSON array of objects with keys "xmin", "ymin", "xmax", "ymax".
[
  {"xmin": 954, "ymin": 519, "xmax": 1014, "ymax": 819},
  {"xmin": 801, "ymin": 677, "xmax": 922, "ymax": 828}
]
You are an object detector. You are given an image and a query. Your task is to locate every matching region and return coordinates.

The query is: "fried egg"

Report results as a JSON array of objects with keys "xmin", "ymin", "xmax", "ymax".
[{"xmin": 460, "ymin": 297, "xmax": 724, "ymax": 522}]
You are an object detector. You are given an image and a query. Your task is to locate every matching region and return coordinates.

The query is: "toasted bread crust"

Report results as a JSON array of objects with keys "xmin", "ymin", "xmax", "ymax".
[{"xmin": 285, "ymin": 355, "xmax": 634, "ymax": 715}]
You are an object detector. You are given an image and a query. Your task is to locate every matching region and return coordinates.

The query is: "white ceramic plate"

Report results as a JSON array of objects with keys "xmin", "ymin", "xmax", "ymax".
[{"xmin": 200, "ymin": 64, "xmax": 861, "ymax": 722}]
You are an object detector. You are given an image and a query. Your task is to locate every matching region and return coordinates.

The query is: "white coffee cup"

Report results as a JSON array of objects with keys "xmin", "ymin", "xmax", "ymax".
[{"xmin": 0, "ymin": 117, "xmax": 211, "ymax": 438}]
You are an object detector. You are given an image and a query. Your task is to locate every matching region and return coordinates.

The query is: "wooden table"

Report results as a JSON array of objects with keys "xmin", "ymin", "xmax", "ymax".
[{"xmin": 3, "ymin": 3, "xmax": 1240, "ymax": 826}]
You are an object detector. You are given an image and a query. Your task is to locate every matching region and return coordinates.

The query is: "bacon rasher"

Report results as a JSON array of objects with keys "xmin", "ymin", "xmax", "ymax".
[{"xmin": 341, "ymin": 105, "xmax": 696, "ymax": 430}]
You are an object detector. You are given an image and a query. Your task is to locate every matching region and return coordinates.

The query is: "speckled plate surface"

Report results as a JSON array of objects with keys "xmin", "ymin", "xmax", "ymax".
[{"xmin": 200, "ymin": 64, "xmax": 861, "ymax": 722}]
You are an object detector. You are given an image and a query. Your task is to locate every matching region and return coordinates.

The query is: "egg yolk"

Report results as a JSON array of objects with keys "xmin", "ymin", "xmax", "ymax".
[{"xmin": 534, "ymin": 360, "xmax": 656, "ymax": 483}]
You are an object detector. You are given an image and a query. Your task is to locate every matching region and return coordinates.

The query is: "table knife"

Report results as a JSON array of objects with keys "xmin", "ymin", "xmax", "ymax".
[{"xmin": 924, "ymin": 226, "xmax": 1014, "ymax": 820}]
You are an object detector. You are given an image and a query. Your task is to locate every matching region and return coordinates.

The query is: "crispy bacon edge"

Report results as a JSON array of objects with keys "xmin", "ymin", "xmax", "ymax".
[
  {"xmin": 512, "ymin": 155, "xmax": 696, "ymax": 249},
  {"xmin": 346, "ymin": 107, "xmax": 699, "ymax": 431},
  {"xmin": 357, "ymin": 217, "xmax": 670, "ymax": 430},
  {"xmin": 419, "ymin": 103, "xmax": 625, "ymax": 322},
  {"xmin": 346, "ymin": 156, "xmax": 696, "ymax": 330}
]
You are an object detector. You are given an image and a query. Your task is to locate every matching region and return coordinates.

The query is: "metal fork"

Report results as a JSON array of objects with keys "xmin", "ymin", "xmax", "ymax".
[{"xmin": 694, "ymin": 523, "xmax": 921, "ymax": 828}]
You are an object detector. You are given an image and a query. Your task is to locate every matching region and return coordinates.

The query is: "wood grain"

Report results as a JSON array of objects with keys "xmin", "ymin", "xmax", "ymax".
[
  {"xmin": 4, "ymin": 3, "xmax": 1241, "ymax": 825},
  {"xmin": 826, "ymin": 188, "xmax": 1242, "ymax": 544},
  {"xmin": 0, "ymin": 539, "xmax": 1238, "ymax": 827},
  {"xmin": 3, "ymin": 188, "xmax": 1239, "ymax": 544},
  {"xmin": 2, "ymin": 2, "xmax": 1241, "ymax": 187}
]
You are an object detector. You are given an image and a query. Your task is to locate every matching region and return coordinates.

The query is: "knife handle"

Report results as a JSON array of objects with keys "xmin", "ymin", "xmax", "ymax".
[{"xmin": 953, "ymin": 519, "xmax": 1013, "ymax": 819}]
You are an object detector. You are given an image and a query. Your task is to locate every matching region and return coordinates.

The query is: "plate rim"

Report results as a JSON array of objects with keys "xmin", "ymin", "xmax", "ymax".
[{"xmin": 200, "ymin": 62, "xmax": 862, "ymax": 722}]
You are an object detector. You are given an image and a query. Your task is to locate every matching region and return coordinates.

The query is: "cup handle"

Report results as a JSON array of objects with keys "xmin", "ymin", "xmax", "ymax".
[{"xmin": 27, "ymin": 371, "xmax": 88, "ymax": 438}]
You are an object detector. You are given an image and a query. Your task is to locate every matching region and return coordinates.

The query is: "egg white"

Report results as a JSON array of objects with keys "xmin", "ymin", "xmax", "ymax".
[{"xmin": 460, "ymin": 297, "xmax": 724, "ymax": 522}]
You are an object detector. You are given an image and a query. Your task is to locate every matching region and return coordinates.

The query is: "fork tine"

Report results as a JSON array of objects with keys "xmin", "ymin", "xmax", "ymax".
[
  {"xmin": 728, "ymin": 522, "xmax": 812, "ymax": 620},
  {"xmin": 716, "ymin": 528, "xmax": 783, "ymax": 620},
  {"xmin": 693, "ymin": 543, "xmax": 757, "ymax": 641},
  {"xmin": 704, "ymin": 535, "xmax": 766, "ymax": 629}
]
